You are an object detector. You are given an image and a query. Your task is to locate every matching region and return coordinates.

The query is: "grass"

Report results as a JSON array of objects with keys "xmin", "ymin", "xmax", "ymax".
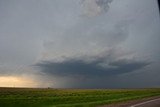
[{"xmin": 0, "ymin": 88, "xmax": 160, "ymax": 107}]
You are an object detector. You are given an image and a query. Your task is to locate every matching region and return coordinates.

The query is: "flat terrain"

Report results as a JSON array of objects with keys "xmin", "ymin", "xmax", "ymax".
[{"xmin": 0, "ymin": 88, "xmax": 160, "ymax": 107}]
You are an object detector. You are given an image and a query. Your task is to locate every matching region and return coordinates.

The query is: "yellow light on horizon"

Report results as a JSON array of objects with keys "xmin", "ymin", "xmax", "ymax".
[{"xmin": 0, "ymin": 76, "xmax": 38, "ymax": 87}]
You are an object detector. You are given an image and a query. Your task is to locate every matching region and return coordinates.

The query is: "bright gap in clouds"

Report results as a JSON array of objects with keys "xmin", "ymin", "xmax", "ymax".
[{"xmin": 0, "ymin": 76, "xmax": 38, "ymax": 87}]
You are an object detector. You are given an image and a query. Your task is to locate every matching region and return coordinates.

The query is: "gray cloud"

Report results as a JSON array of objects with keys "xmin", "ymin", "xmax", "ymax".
[
  {"xmin": 95, "ymin": 0, "xmax": 113, "ymax": 11},
  {"xmin": 81, "ymin": 0, "xmax": 113, "ymax": 16},
  {"xmin": 42, "ymin": 20, "xmax": 130, "ymax": 61},
  {"xmin": 34, "ymin": 54, "xmax": 150, "ymax": 78},
  {"xmin": 0, "ymin": 0, "xmax": 159, "ymax": 88}
]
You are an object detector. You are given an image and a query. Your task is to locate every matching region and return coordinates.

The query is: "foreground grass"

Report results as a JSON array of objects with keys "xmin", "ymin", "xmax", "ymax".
[{"xmin": 0, "ymin": 88, "xmax": 160, "ymax": 107}]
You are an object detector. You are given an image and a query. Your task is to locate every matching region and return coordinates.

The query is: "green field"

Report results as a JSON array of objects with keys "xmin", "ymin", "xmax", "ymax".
[{"xmin": 0, "ymin": 88, "xmax": 160, "ymax": 107}]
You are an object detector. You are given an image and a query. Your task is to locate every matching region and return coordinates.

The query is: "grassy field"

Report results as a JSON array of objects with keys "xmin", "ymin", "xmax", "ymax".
[{"xmin": 0, "ymin": 88, "xmax": 160, "ymax": 107}]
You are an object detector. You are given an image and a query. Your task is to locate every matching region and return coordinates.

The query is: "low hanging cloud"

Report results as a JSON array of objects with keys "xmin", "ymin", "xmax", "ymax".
[
  {"xmin": 81, "ymin": 0, "xmax": 113, "ymax": 17},
  {"xmin": 34, "ymin": 51, "xmax": 150, "ymax": 78}
]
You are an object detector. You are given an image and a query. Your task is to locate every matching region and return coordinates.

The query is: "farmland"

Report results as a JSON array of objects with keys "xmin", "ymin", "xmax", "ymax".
[{"xmin": 0, "ymin": 88, "xmax": 160, "ymax": 107}]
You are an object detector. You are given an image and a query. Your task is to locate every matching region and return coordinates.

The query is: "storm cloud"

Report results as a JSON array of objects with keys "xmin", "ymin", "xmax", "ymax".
[
  {"xmin": 34, "ymin": 53, "xmax": 150, "ymax": 78},
  {"xmin": 0, "ymin": 0, "xmax": 160, "ymax": 88}
]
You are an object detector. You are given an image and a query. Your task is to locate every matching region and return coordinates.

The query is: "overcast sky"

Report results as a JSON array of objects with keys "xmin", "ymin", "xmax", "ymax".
[{"xmin": 0, "ymin": 0, "xmax": 160, "ymax": 88}]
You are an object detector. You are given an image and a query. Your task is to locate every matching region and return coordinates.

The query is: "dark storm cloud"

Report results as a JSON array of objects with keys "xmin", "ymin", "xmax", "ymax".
[{"xmin": 34, "ymin": 55, "xmax": 150, "ymax": 77}]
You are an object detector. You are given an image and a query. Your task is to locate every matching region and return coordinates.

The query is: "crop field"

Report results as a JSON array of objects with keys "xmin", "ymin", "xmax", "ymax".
[{"xmin": 0, "ymin": 88, "xmax": 160, "ymax": 107}]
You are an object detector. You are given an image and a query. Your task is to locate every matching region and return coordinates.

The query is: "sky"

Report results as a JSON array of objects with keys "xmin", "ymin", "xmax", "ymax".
[{"xmin": 0, "ymin": 0, "xmax": 160, "ymax": 88}]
